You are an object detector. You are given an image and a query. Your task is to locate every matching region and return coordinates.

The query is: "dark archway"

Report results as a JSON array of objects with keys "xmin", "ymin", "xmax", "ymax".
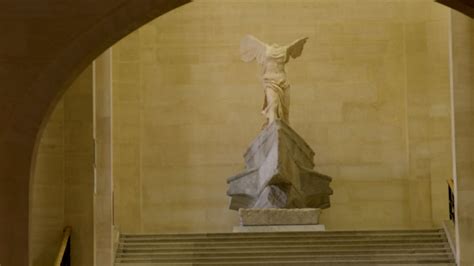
[
  {"xmin": 0, "ymin": 1, "xmax": 189, "ymax": 265},
  {"xmin": 436, "ymin": 0, "xmax": 474, "ymax": 17}
]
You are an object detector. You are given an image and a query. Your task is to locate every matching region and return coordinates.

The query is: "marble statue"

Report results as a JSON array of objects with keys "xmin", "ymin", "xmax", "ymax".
[
  {"xmin": 227, "ymin": 35, "xmax": 333, "ymax": 213},
  {"xmin": 240, "ymin": 35, "xmax": 308, "ymax": 125}
]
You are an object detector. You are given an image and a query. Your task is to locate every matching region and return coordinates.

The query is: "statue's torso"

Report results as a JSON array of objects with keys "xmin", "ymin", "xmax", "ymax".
[{"xmin": 262, "ymin": 45, "xmax": 288, "ymax": 82}]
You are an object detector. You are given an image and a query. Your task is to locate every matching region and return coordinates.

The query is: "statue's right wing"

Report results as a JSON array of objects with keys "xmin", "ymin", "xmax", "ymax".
[
  {"xmin": 240, "ymin": 35, "xmax": 267, "ymax": 64},
  {"xmin": 287, "ymin": 37, "xmax": 309, "ymax": 59}
]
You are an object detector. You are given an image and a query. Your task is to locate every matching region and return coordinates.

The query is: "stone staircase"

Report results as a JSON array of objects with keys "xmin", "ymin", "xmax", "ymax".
[{"xmin": 115, "ymin": 229, "xmax": 455, "ymax": 265}]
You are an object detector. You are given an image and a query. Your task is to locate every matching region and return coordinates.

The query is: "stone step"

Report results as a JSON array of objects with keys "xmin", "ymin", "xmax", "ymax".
[
  {"xmin": 119, "ymin": 238, "xmax": 446, "ymax": 248},
  {"xmin": 116, "ymin": 250, "xmax": 453, "ymax": 257},
  {"xmin": 120, "ymin": 238, "xmax": 445, "ymax": 246},
  {"xmin": 120, "ymin": 234, "xmax": 445, "ymax": 243},
  {"xmin": 115, "ymin": 229, "xmax": 455, "ymax": 265},
  {"xmin": 115, "ymin": 253, "xmax": 453, "ymax": 263},
  {"xmin": 116, "ymin": 252, "xmax": 452, "ymax": 261},
  {"xmin": 120, "ymin": 229, "xmax": 442, "ymax": 239},
  {"xmin": 117, "ymin": 247, "xmax": 452, "ymax": 257},
  {"xmin": 118, "ymin": 243, "xmax": 449, "ymax": 253},
  {"xmin": 115, "ymin": 260, "xmax": 456, "ymax": 266}
]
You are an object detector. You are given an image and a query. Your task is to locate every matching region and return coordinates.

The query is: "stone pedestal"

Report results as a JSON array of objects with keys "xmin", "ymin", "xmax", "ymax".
[
  {"xmin": 227, "ymin": 120, "xmax": 333, "ymax": 210},
  {"xmin": 239, "ymin": 208, "xmax": 321, "ymax": 225},
  {"xmin": 233, "ymin": 225, "xmax": 325, "ymax": 232},
  {"xmin": 234, "ymin": 208, "xmax": 325, "ymax": 232}
]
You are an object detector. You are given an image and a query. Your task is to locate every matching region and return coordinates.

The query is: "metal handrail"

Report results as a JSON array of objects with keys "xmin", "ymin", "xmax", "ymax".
[
  {"xmin": 447, "ymin": 179, "xmax": 455, "ymax": 222},
  {"xmin": 53, "ymin": 226, "xmax": 72, "ymax": 266}
]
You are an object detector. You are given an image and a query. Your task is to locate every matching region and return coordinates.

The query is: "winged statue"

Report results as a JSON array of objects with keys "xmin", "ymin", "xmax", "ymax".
[{"xmin": 240, "ymin": 35, "xmax": 308, "ymax": 126}]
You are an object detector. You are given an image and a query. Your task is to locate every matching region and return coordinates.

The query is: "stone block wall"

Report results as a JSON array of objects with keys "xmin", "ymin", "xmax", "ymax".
[
  {"xmin": 405, "ymin": 0, "xmax": 452, "ymax": 228},
  {"xmin": 29, "ymin": 102, "xmax": 65, "ymax": 266},
  {"xmin": 112, "ymin": 0, "xmax": 453, "ymax": 233},
  {"xmin": 30, "ymin": 67, "xmax": 94, "ymax": 266}
]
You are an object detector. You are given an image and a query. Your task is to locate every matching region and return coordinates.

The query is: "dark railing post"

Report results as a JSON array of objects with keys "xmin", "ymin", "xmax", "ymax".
[{"xmin": 448, "ymin": 179, "xmax": 455, "ymax": 222}]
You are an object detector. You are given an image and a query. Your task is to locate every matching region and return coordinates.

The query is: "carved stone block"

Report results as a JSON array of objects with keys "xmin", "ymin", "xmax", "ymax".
[{"xmin": 227, "ymin": 120, "xmax": 333, "ymax": 210}]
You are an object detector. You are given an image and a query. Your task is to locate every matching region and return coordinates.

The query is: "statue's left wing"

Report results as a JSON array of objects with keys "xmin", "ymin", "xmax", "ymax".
[
  {"xmin": 240, "ymin": 35, "xmax": 267, "ymax": 64},
  {"xmin": 287, "ymin": 37, "xmax": 309, "ymax": 59}
]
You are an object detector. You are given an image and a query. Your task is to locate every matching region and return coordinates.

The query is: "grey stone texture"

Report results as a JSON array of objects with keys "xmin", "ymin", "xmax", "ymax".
[
  {"xmin": 239, "ymin": 208, "xmax": 321, "ymax": 226},
  {"xmin": 233, "ymin": 224, "xmax": 326, "ymax": 232},
  {"xmin": 227, "ymin": 120, "xmax": 333, "ymax": 210}
]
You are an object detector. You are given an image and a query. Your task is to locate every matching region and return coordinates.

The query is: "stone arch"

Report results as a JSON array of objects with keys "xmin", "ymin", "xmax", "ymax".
[{"xmin": 0, "ymin": 1, "xmax": 189, "ymax": 265}]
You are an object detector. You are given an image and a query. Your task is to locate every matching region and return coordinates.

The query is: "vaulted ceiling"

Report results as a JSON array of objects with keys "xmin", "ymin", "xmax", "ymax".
[{"xmin": 437, "ymin": 0, "xmax": 474, "ymax": 17}]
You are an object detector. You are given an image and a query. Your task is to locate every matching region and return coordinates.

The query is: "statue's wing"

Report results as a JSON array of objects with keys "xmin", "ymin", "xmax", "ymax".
[
  {"xmin": 240, "ymin": 35, "xmax": 267, "ymax": 63},
  {"xmin": 287, "ymin": 37, "xmax": 309, "ymax": 59}
]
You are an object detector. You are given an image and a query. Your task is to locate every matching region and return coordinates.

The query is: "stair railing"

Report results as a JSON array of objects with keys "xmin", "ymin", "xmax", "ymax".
[
  {"xmin": 54, "ymin": 226, "xmax": 72, "ymax": 266},
  {"xmin": 447, "ymin": 179, "xmax": 455, "ymax": 222}
]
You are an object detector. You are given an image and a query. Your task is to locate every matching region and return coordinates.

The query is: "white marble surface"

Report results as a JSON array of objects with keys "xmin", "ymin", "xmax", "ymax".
[
  {"xmin": 233, "ymin": 224, "xmax": 326, "ymax": 233},
  {"xmin": 240, "ymin": 35, "xmax": 307, "ymax": 125}
]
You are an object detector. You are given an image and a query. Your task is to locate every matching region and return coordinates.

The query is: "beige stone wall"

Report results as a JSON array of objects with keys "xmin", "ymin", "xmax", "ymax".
[
  {"xmin": 63, "ymin": 66, "xmax": 95, "ymax": 266},
  {"xmin": 451, "ymin": 10, "xmax": 474, "ymax": 266},
  {"xmin": 405, "ymin": 1, "xmax": 452, "ymax": 227},
  {"xmin": 30, "ymin": 102, "xmax": 65, "ymax": 266},
  {"xmin": 112, "ymin": 0, "xmax": 453, "ymax": 233},
  {"xmin": 93, "ymin": 51, "xmax": 114, "ymax": 266},
  {"xmin": 30, "ymin": 67, "xmax": 94, "ymax": 266}
]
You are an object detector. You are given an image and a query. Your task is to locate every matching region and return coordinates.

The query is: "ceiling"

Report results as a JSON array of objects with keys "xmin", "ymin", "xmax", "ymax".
[{"xmin": 436, "ymin": 0, "xmax": 474, "ymax": 17}]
